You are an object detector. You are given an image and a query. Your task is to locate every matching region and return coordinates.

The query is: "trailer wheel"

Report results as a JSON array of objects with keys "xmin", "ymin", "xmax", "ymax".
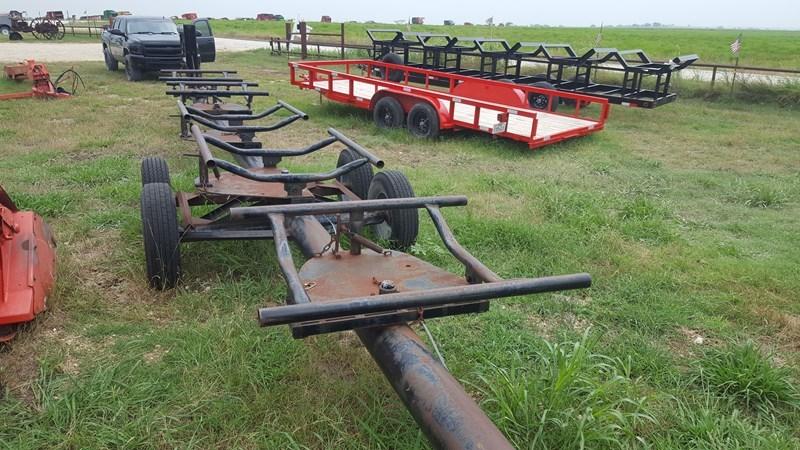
[
  {"xmin": 377, "ymin": 53, "xmax": 405, "ymax": 82},
  {"xmin": 141, "ymin": 183, "xmax": 181, "ymax": 290},
  {"xmin": 103, "ymin": 47, "xmax": 118, "ymax": 71},
  {"xmin": 9, "ymin": 32, "xmax": 23, "ymax": 41},
  {"xmin": 337, "ymin": 148, "xmax": 373, "ymax": 199},
  {"xmin": 373, "ymin": 96, "xmax": 405, "ymax": 129},
  {"xmin": 407, "ymin": 102, "xmax": 440, "ymax": 139},
  {"xmin": 125, "ymin": 55, "xmax": 143, "ymax": 82},
  {"xmin": 141, "ymin": 157, "xmax": 171, "ymax": 185},
  {"xmin": 368, "ymin": 171, "xmax": 419, "ymax": 250},
  {"xmin": 529, "ymin": 81, "xmax": 557, "ymax": 111}
]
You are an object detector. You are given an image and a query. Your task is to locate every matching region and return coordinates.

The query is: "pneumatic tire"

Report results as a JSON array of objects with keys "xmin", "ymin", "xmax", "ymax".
[
  {"xmin": 368, "ymin": 171, "xmax": 419, "ymax": 250},
  {"xmin": 125, "ymin": 55, "xmax": 143, "ymax": 81},
  {"xmin": 103, "ymin": 47, "xmax": 118, "ymax": 71},
  {"xmin": 337, "ymin": 148, "xmax": 374, "ymax": 200},
  {"xmin": 406, "ymin": 102, "xmax": 440, "ymax": 139},
  {"xmin": 141, "ymin": 183, "xmax": 180, "ymax": 290},
  {"xmin": 529, "ymin": 81, "xmax": 557, "ymax": 111},
  {"xmin": 373, "ymin": 96, "xmax": 405, "ymax": 129},
  {"xmin": 141, "ymin": 157, "xmax": 170, "ymax": 185},
  {"xmin": 374, "ymin": 53, "xmax": 405, "ymax": 82}
]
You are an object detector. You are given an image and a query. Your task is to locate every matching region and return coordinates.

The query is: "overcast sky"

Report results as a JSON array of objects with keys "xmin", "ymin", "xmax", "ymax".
[{"xmin": 14, "ymin": 0, "xmax": 800, "ymax": 29}]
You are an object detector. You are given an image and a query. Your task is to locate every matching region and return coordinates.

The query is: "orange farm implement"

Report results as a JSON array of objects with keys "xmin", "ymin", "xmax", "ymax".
[{"xmin": 0, "ymin": 186, "xmax": 56, "ymax": 342}]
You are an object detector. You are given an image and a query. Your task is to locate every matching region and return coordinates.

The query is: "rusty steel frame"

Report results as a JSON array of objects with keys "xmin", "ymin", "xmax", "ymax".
[{"xmin": 158, "ymin": 72, "xmax": 593, "ymax": 449}]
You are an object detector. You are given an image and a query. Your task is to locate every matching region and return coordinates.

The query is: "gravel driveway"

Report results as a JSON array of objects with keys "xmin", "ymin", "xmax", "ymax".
[{"xmin": 0, "ymin": 37, "xmax": 267, "ymax": 62}]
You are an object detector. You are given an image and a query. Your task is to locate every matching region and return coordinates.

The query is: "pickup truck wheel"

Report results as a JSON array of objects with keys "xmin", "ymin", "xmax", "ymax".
[
  {"xmin": 0, "ymin": 26, "xmax": 10, "ymax": 37},
  {"xmin": 141, "ymin": 183, "xmax": 181, "ymax": 290},
  {"xmin": 103, "ymin": 47, "xmax": 118, "ymax": 71},
  {"xmin": 124, "ymin": 55, "xmax": 143, "ymax": 81}
]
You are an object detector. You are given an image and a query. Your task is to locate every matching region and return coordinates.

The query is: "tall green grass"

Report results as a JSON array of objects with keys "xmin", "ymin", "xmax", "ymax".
[{"xmin": 474, "ymin": 331, "xmax": 656, "ymax": 449}]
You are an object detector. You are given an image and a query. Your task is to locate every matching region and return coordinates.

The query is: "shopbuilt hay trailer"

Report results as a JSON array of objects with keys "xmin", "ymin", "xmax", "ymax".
[
  {"xmin": 140, "ymin": 71, "xmax": 593, "ymax": 448},
  {"xmin": 367, "ymin": 29, "xmax": 698, "ymax": 108},
  {"xmin": 290, "ymin": 58, "xmax": 610, "ymax": 149}
]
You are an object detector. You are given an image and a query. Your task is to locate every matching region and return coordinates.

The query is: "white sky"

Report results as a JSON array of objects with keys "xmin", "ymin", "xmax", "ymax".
[{"xmin": 10, "ymin": 0, "xmax": 800, "ymax": 29}]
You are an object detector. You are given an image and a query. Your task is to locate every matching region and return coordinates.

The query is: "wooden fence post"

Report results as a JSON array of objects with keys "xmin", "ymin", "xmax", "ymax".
[
  {"xmin": 340, "ymin": 23, "xmax": 345, "ymax": 59},
  {"xmin": 299, "ymin": 21, "xmax": 308, "ymax": 60}
]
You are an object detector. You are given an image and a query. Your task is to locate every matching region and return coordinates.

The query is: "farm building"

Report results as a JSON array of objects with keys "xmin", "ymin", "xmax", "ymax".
[{"xmin": 411, "ymin": 17, "xmax": 424, "ymax": 24}]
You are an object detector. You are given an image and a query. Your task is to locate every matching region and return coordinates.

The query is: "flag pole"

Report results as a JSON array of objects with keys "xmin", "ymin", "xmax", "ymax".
[
  {"xmin": 730, "ymin": 32, "xmax": 742, "ymax": 95},
  {"xmin": 730, "ymin": 55, "xmax": 739, "ymax": 94}
]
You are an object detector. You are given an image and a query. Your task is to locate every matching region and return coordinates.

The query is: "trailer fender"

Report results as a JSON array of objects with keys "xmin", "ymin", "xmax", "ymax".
[
  {"xmin": 451, "ymin": 79, "xmax": 529, "ymax": 110},
  {"xmin": 369, "ymin": 90, "xmax": 450, "ymax": 127}
]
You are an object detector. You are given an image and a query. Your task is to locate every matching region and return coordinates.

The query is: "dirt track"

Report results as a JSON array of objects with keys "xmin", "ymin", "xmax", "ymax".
[{"xmin": 0, "ymin": 37, "xmax": 267, "ymax": 62}]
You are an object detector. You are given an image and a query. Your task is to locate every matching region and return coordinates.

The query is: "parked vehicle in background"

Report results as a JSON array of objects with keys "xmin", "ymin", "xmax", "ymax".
[
  {"xmin": 0, "ymin": 13, "xmax": 12, "ymax": 38},
  {"xmin": 101, "ymin": 16, "xmax": 215, "ymax": 81}
]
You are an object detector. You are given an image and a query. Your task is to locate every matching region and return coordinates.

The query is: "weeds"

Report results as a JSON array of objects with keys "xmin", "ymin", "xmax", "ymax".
[
  {"xmin": 693, "ymin": 341, "xmax": 800, "ymax": 415},
  {"xmin": 474, "ymin": 331, "xmax": 656, "ymax": 449}
]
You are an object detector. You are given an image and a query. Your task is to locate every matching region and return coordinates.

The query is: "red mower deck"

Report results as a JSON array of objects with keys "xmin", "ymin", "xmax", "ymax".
[
  {"xmin": 290, "ymin": 59, "xmax": 610, "ymax": 149},
  {"xmin": 0, "ymin": 186, "xmax": 56, "ymax": 342}
]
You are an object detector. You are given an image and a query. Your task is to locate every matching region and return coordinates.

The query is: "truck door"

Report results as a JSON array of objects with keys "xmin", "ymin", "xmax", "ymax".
[
  {"xmin": 110, "ymin": 17, "xmax": 125, "ymax": 59},
  {"xmin": 192, "ymin": 19, "xmax": 216, "ymax": 62}
]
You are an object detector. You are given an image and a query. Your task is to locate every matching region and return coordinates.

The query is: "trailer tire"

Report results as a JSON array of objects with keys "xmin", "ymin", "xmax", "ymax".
[
  {"xmin": 377, "ymin": 53, "xmax": 405, "ymax": 82},
  {"xmin": 141, "ymin": 183, "xmax": 181, "ymax": 290},
  {"xmin": 368, "ymin": 170, "xmax": 419, "ymax": 250},
  {"xmin": 407, "ymin": 102, "xmax": 440, "ymax": 139},
  {"xmin": 125, "ymin": 55, "xmax": 143, "ymax": 81},
  {"xmin": 104, "ymin": 47, "xmax": 118, "ymax": 71},
  {"xmin": 141, "ymin": 157, "xmax": 171, "ymax": 186},
  {"xmin": 337, "ymin": 148, "xmax": 373, "ymax": 199},
  {"xmin": 529, "ymin": 81, "xmax": 557, "ymax": 111},
  {"xmin": 373, "ymin": 96, "xmax": 405, "ymax": 129},
  {"xmin": 9, "ymin": 31, "xmax": 23, "ymax": 41}
]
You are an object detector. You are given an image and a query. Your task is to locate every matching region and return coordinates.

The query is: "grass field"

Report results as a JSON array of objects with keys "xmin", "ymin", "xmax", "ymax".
[
  {"xmin": 0, "ymin": 51, "xmax": 799, "ymax": 449},
  {"xmin": 206, "ymin": 20, "xmax": 800, "ymax": 69}
]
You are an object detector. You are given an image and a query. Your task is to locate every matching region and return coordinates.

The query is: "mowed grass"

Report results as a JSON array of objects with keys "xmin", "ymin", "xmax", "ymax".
[
  {"xmin": 0, "ymin": 50, "xmax": 799, "ymax": 448},
  {"xmin": 207, "ymin": 20, "xmax": 800, "ymax": 69}
]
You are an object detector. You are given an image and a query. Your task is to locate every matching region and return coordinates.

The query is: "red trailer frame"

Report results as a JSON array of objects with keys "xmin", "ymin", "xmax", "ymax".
[{"xmin": 290, "ymin": 59, "xmax": 610, "ymax": 149}]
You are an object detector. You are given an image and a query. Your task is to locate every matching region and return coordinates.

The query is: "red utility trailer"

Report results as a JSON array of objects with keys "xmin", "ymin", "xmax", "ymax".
[{"xmin": 290, "ymin": 59, "xmax": 610, "ymax": 149}]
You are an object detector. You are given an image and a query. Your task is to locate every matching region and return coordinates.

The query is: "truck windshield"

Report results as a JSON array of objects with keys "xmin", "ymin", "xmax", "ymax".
[{"xmin": 127, "ymin": 20, "xmax": 178, "ymax": 35}]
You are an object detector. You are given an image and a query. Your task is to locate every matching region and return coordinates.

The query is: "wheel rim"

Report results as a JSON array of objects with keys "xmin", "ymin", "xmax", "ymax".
[
  {"xmin": 380, "ymin": 106, "xmax": 394, "ymax": 127},
  {"xmin": 413, "ymin": 113, "xmax": 429, "ymax": 135},
  {"xmin": 0, "ymin": 28, "xmax": 9, "ymax": 36},
  {"xmin": 532, "ymin": 94, "xmax": 548, "ymax": 109}
]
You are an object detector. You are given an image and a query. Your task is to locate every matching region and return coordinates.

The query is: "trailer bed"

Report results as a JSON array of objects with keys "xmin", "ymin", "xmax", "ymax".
[{"xmin": 294, "ymin": 59, "xmax": 609, "ymax": 149}]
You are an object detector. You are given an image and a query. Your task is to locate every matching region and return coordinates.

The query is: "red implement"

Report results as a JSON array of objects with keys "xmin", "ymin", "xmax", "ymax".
[
  {"xmin": 0, "ymin": 186, "xmax": 56, "ymax": 342},
  {"xmin": 1, "ymin": 60, "xmax": 72, "ymax": 101}
]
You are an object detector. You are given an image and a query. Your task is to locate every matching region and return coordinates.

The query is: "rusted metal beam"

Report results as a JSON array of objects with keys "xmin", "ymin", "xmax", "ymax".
[
  {"xmin": 287, "ymin": 216, "xmax": 515, "ymax": 449},
  {"xmin": 357, "ymin": 325, "xmax": 514, "ymax": 450}
]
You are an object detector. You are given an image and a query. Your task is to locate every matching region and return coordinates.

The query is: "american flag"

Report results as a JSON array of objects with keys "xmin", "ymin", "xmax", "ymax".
[{"xmin": 730, "ymin": 33, "xmax": 742, "ymax": 55}]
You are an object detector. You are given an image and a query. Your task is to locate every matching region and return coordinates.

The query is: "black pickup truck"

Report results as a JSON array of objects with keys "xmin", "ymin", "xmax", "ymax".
[{"xmin": 101, "ymin": 16, "xmax": 216, "ymax": 81}]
